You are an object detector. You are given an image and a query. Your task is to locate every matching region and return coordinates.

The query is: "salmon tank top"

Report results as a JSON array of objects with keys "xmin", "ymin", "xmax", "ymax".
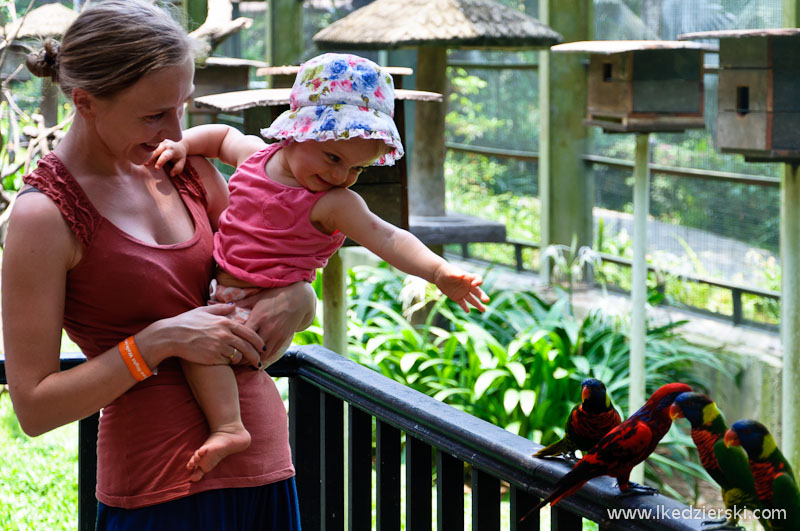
[{"xmin": 22, "ymin": 154, "xmax": 294, "ymax": 508}]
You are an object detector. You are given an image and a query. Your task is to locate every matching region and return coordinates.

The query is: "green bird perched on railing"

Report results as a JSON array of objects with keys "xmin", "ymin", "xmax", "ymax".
[
  {"xmin": 533, "ymin": 378, "xmax": 622, "ymax": 460},
  {"xmin": 669, "ymin": 392, "xmax": 763, "ymax": 531},
  {"xmin": 725, "ymin": 420, "xmax": 800, "ymax": 531}
]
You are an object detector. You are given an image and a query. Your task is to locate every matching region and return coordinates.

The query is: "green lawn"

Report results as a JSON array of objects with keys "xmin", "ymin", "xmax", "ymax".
[{"xmin": 0, "ymin": 390, "xmax": 79, "ymax": 531}]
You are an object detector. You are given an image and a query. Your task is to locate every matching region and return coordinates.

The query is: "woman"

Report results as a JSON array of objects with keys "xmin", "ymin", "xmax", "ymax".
[{"xmin": 1, "ymin": 1, "xmax": 313, "ymax": 528}]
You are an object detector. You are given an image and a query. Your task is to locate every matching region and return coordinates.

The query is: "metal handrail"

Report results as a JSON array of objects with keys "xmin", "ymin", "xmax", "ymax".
[
  {"xmin": 2, "ymin": 348, "xmax": 705, "ymax": 530},
  {"xmin": 272, "ymin": 345, "xmax": 703, "ymax": 530}
]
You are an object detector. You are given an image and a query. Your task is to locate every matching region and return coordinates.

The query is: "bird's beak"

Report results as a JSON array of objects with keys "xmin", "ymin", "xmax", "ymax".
[
  {"xmin": 581, "ymin": 387, "xmax": 592, "ymax": 401},
  {"xmin": 668, "ymin": 403, "xmax": 683, "ymax": 421},
  {"xmin": 724, "ymin": 429, "xmax": 740, "ymax": 448}
]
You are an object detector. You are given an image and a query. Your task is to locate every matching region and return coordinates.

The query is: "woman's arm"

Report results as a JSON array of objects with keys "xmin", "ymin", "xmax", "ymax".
[
  {"xmin": 2, "ymin": 192, "xmax": 264, "ymax": 436},
  {"xmin": 190, "ymin": 154, "xmax": 317, "ymax": 361}
]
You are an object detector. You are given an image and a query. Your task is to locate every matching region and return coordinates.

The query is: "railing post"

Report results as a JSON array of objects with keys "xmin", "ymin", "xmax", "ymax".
[
  {"xmin": 406, "ymin": 435, "xmax": 432, "ymax": 531},
  {"xmin": 732, "ymin": 287, "xmax": 743, "ymax": 325},
  {"xmin": 509, "ymin": 487, "xmax": 539, "ymax": 531},
  {"xmin": 471, "ymin": 468, "xmax": 500, "ymax": 531},
  {"xmin": 78, "ymin": 413, "xmax": 99, "ymax": 531},
  {"xmin": 551, "ymin": 505, "xmax": 582, "ymax": 531},
  {"xmin": 515, "ymin": 243, "xmax": 525, "ymax": 272},
  {"xmin": 348, "ymin": 405, "xmax": 373, "ymax": 531},
  {"xmin": 436, "ymin": 450, "xmax": 464, "ymax": 531},
  {"xmin": 321, "ymin": 393, "xmax": 344, "ymax": 530},
  {"xmin": 290, "ymin": 378, "xmax": 321, "ymax": 529},
  {"xmin": 376, "ymin": 420, "xmax": 401, "ymax": 531}
]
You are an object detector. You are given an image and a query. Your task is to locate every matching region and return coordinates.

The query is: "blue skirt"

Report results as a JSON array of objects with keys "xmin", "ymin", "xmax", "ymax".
[{"xmin": 95, "ymin": 478, "xmax": 301, "ymax": 531}]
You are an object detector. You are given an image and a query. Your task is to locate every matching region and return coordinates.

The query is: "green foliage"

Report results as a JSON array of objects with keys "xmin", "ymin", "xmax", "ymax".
[
  {"xmin": 0, "ymin": 390, "xmax": 78, "ymax": 531},
  {"xmin": 295, "ymin": 263, "xmax": 737, "ymax": 500}
]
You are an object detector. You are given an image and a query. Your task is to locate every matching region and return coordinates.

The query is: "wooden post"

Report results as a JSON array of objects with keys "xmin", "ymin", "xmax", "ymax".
[
  {"xmin": 183, "ymin": 0, "xmax": 208, "ymax": 32},
  {"xmin": 323, "ymin": 251, "xmax": 348, "ymax": 356},
  {"xmin": 538, "ymin": 0, "xmax": 593, "ymax": 281},
  {"xmin": 40, "ymin": 78, "xmax": 59, "ymax": 127},
  {"xmin": 781, "ymin": 0, "xmax": 800, "ymax": 475},
  {"xmin": 629, "ymin": 133, "xmax": 650, "ymax": 484},
  {"xmin": 408, "ymin": 46, "xmax": 447, "ymax": 218},
  {"xmin": 268, "ymin": 0, "xmax": 303, "ymax": 69}
]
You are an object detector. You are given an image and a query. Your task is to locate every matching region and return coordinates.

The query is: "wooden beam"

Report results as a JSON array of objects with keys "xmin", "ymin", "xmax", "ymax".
[
  {"xmin": 780, "ymin": 0, "xmax": 800, "ymax": 474},
  {"xmin": 538, "ymin": 0, "xmax": 593, "ymax": 281},
  {"xmin": 408, "ymin": 46, "xmax": 448, "ymax": 217}
]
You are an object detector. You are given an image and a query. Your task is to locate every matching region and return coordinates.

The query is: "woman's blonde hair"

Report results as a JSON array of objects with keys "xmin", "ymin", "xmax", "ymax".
[{"xmin": 26, "ymin": 0, "xmax": 195, "ymax": 99}]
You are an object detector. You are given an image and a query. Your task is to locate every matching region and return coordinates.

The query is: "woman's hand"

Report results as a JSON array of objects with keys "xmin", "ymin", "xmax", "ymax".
[
  {"xmin": 137, "ymin": 304, "xmax": 264, "ymax": 369},
  {"xmin": 239, "ymin": 282, "xmax": 317, "ymax": 364}
]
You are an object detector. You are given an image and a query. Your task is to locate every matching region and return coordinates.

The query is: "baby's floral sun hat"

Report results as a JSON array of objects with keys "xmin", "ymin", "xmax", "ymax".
[{"xmin": 261, "ymin": 53, "xmax": 404, "ymax": 166}]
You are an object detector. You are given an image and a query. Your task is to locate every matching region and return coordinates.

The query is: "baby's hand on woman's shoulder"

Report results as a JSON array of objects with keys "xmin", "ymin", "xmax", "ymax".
[
  {"xmin": 149, "ymin": 139, "xmax": 188, "ymax": 176},
  {"xmin": 433, "ymin": 262, "xmax": 490, "ymax": 313}
]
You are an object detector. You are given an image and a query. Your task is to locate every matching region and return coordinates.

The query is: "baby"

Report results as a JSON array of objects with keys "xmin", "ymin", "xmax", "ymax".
[{"xmin": 152, "ymin": 53, "xmax": 489, "ymax": 481}]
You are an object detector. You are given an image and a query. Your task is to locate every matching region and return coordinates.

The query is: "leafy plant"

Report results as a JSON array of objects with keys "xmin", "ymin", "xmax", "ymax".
[{"xmin": 295, "ymin": 263, "xmax": 739, "ymax": 501}]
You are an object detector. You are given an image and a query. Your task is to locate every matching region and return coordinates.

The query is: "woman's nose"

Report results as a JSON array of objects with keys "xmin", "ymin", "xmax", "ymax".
[{"xmin": 163, "ymin": 108, "xmax": 184, "ymax": 142}]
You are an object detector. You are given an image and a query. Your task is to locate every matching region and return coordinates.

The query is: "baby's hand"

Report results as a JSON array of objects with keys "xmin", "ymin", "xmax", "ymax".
[
  {"xmin": 433, "ymin": 263, "xmax": 490, "ymax": 313},
  {"xmin": 148, "ymin": 139, "xmax": 188, "ymax": 176}
]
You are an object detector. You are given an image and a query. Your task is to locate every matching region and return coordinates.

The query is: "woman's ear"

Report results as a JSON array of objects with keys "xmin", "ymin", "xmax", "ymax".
[{"xmin": 71, "ymin": 88, "xmax": 95, "ymax": 120}]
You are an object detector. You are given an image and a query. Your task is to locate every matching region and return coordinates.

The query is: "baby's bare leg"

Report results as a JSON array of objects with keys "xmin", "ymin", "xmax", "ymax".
[{"xmin": 180, "ymin": 360, "xmax": 251, "ymax": 482}]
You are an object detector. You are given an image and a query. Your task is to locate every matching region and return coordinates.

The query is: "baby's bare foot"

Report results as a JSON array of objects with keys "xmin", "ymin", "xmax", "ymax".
[{"xmin": 187, "ymin": 424, "xmax": 251, "ymax": 482}]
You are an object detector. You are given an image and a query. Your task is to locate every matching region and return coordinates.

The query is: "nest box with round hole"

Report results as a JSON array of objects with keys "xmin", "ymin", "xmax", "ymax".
[
  {"xmin": 681, "ymin": 29, "xmax": 800, "ymax": 162},
  {"xmin": 552, "ymin": 40, "xmax": 712, "ymax": 133}
]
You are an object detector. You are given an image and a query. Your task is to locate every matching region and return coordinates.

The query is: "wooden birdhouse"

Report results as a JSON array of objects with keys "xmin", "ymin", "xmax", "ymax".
[
  {"xmin": 551, "ymin": 40, "xmax": 712, "ymax": 133},
  {"xmin": 681, "ymin": 29, "xmax": 800, "ymax": 162}
]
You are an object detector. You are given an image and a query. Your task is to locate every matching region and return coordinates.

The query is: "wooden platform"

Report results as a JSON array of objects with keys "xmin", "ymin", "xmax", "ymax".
[
  {"xmin": 192, "ymin": 87, "xmax": 442, "ymax": 113},
  {"xmin": 409, "ymin": 214, "xmax": 507, "ymax": 245}
]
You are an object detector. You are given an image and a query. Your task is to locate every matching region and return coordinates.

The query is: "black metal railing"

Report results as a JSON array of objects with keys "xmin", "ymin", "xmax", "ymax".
[{"xmin": 2, "ymin": 347, "xmax": 705, "ymax": 530}]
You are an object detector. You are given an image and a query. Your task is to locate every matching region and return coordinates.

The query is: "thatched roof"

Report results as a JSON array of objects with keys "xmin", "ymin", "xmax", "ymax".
[
  {"xmin": 4, "ymin": 3, "xmax": 77, "ymax": 41},
  {"xmin": 313, "ymin": 0, "xmax": 562, "ymax": 50}
]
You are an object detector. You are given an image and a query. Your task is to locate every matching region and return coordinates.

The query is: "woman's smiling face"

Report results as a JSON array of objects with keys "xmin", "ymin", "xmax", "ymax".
[{"xmin": 87, "ymin": 55, "xmax": 195, "ymax": 166}]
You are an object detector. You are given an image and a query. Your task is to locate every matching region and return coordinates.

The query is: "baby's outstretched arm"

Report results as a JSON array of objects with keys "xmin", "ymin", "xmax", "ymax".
[
  {"xmin": 149, "ymin": 124, "xmax": 267, "ymax": 175},
  {"xmin": 318, "ymin": 189, "xmax": 490, "ymax": 312}
]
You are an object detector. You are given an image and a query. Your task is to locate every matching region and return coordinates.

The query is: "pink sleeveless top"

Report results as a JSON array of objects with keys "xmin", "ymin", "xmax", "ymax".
[
  {"xmin": 214, "ymin": 143, "xmax": 346, "ymax": 287},
  {"xmin": 23, "ymin": 154, "xmax": 294, "ymax": 509}
]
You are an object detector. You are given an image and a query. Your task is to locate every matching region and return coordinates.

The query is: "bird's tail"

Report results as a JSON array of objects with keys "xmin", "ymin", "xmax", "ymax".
[
  {"xmin": 519, "ymin": 467, "xmax": 592, "ymax": 522},
  {"xmin": 533, "ymin": 439, "xmax": 572, "ymax": 458}
]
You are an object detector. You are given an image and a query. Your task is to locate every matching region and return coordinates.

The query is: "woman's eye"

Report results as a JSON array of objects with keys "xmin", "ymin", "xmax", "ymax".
[
  {"xmin": 145, "ymin": 112, "xmax": 165, "ymax": 122},
  {"xmin": 327, "ymin": 153, "xmax": 341, "ymax": 163}
]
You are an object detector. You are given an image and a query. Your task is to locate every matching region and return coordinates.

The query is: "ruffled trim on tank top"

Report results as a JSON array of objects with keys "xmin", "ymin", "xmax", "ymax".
[
  {"xmin": 22, "ymin": 154, "xmax": 208, "ymax": 248},
  {"xmin": 23, "ymin": 154, "xmax": 100, "ymax": 248},
  {"xmin": 167, "ymin": 160, "xmax": 208, "ymax": 209}
]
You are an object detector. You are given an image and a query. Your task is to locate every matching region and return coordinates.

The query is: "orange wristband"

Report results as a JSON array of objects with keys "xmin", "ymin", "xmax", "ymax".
[{"xmin": 118, "ymin": 336, "xmax": 153, "ymax": 381}]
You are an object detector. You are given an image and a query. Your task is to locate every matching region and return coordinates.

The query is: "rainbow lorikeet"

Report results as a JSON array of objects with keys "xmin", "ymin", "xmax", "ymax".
[
  {"xmin": 725, "ymin": 420, "xmax": 800, "ymax": 531},
  {"xmin": 669, "ymin": 392, "xmax": 763, "ymax": 531},
  {"xmin": 522, "ymin": 382, "xmax": 692, "ymax": 521},
  {"xmin": 534, "ymin": 378, "xmax": 622, "ymax": 460}
]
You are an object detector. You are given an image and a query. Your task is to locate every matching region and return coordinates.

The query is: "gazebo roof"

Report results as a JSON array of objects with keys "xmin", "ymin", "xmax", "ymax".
[
  {"xmin": 4, "ymin": 3, "xmax": 77, "ymax": 41},
  {"xmin": 552, "ymin": 40, "xmax": 717, "ymax": 55},
  {"xmin": 313, "ymin": 0, "xmax": 562, "ymax": 50}
]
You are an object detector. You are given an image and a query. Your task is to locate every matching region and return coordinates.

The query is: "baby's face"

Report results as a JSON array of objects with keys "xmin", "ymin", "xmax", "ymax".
[{"xmin": 284, "ymin": 138, "xmax": 386, "ymax": 192}]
